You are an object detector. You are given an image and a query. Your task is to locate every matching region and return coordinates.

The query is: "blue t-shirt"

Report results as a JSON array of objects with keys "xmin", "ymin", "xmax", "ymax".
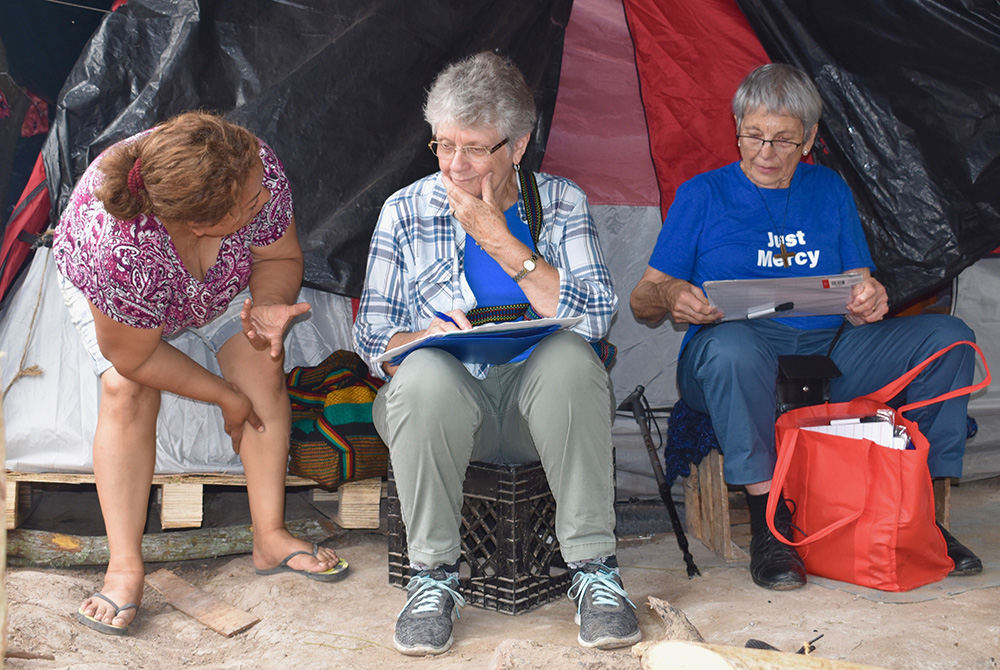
[
  {"xmin": 647, "ymin": 161, "xmax": 875, "ymax": 351},
  {"xmin": 465, "ymin": 203, "xmax": 533, "ymax": 305},
  {"xmin": 464, "ymin": 202, "xmax": 535, "ymax": 362}
]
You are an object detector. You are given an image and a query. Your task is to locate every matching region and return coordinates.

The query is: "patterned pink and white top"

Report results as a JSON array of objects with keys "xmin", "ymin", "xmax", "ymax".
[{"xmin": 53, "ymin": 134, "xmax": 294, "ymax": 336}]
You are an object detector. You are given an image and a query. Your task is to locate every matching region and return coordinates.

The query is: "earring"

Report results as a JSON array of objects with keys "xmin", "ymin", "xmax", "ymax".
[
  {"xmin": 513, "ymin": 163, "xmax": 521, "ymax": 172},
  {"xmin": 802, "ymin": 150, "xmax": 808, "ymax": 156}
]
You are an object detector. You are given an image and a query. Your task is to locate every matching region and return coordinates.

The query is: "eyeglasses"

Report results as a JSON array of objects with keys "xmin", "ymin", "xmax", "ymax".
[
  {"xmin": 428, "ymin": 138, "xmax": 509, "ymax": 162},
  {"xmin": 737, "ymin": 135, "xmax": 803, "ymax": 155}
]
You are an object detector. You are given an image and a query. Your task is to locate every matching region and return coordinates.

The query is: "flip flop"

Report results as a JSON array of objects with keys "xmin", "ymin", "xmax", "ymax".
[
  {"xmin": 255, "ymin": 543, "xmax": 350, "ymax": 582},
  {"xmin": 76, "ymin": 593, "xmax": 139, "ymax": 636}
]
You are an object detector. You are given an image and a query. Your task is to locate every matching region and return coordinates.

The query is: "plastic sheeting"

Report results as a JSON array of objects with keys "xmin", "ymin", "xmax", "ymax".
[
  {"xmin": 41, "ymin": 0, "xmax": 572, "ymax": 298},
  {"xmin": 734, "ymin": 0, "xmax": 1000, "ymax": 309},
  {"xmin": 0, "ymin": 247, "xmax": 355, "ymax": 474}
]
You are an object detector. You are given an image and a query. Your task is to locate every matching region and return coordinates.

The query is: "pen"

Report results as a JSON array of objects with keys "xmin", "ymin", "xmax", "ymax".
[
  {"xmin": 746, "ymin": 301, "xmax": 794, "ymax": 320},
  {"xmin": 435, "ymin": 311, "xmax": 459, "ymax": 326}
]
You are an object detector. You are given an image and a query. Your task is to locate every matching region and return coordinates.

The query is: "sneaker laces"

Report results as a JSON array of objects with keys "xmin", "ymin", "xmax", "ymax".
[
  {"xmin": 399, "ymin": 573, "xmax": 467, "ymax": 618},
  {"xmin": 567, "ymin": 565, "xmax": 636, "ymax": 616}
]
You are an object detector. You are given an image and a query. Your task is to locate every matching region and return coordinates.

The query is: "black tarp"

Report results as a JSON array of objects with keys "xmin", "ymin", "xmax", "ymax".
[
  {"xmin": 41, "ymin": 0, "xmax": 572, "ymax": 297},
  {"xmin": 735, "ymin": 0, "xmax": 1000, "ymax": 309}
]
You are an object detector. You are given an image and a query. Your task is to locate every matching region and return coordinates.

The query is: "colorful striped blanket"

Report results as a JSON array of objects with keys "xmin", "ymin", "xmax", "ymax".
[{"xmin": 286, "ymin": 350, "xmax": 388, "ymax": 490}]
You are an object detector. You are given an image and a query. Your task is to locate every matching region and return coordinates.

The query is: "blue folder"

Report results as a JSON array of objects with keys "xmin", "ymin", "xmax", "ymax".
[{"xmin": 375, "ymin": 316, "xmax": 584, "ymax": 367}]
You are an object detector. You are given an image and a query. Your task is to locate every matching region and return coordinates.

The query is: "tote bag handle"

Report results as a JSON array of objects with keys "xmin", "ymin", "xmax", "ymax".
[
  {"xmin": 766, "ymin": 427, "xmax": 866, "ymax": 547},
  {"xmin": 865, "ymin": 340, "xmax": 990, "ymax": 413}
]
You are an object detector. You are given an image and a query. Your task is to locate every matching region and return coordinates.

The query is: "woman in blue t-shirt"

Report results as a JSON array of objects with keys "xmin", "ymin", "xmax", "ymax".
[{"xmin": 630, "ymin": 64, "xmax": 980, "ymax": 591}]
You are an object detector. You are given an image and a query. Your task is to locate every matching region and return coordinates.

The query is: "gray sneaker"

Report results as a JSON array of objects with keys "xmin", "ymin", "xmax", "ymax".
[
  {"xmin": 393, "ymin": 569, "xmax": 466, "ymax": 656},
  {"xmin": 567, "ymin": 563, "xmax": 642, "ymax": 649}
]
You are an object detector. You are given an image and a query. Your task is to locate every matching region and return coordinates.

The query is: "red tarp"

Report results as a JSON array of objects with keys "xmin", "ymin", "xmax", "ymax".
[
  {"xmin": 623, "ymin": 0, "xmax": 769, "ymax": 219},
  {"xmin": 0, "ymin": 153, "xmax": 50, "ymax": 301}
]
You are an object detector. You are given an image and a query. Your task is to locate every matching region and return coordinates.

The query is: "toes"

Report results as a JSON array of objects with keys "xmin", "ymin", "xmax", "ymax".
[{"xmin": 315, "ymin": 546, "xmax": 340, "ymax": 565}]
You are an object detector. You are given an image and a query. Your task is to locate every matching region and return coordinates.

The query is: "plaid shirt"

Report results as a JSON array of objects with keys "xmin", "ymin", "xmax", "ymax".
[{"xmin": 353, "ymin": 171, "xmax": 618, "ymax": 380}]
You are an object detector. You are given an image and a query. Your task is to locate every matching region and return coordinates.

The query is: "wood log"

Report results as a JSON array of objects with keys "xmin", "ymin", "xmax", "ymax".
[
  {"xmin": 492, "ymin": 638, "xmax": 640, "ymax": 670},
  {"xmin": 646, "ymin": 596, "xmax": 705, "ymax": 643},
  {"xmin": 6, "ymin": 518, "xmax": 339, "ymax": 567},
  {"xmin": 634, "ymin": 641, "xmax": 889, "ymax": 670}
]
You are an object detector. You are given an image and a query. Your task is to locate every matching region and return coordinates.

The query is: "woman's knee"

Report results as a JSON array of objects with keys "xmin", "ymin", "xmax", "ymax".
[
  {"xmin": 526, "ymin": 331, "xmax": 604, "ymax": 382},
  {"xmin": 688, "ymin": 323, "xmax": 775, "ymax": 380},
  {"xmin": 385, "ymin": 349, "xmax": 476, "ymax": 415},
  {"xmin": 923, "ymin": 314, "xmax": 975, "ymax": 345},
  {"xmin": 100, "ymin": 370, "xmax": 159, "ymax": 407}
]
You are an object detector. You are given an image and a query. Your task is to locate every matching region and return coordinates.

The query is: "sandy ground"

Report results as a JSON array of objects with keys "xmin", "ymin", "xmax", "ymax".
[{"xmin": 4, "ymin": 477, "xmax": 1000, "ymax": 670}]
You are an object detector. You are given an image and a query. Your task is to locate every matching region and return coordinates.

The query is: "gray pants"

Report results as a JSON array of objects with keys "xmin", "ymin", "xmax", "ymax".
[{"xmin": 373, "ymin": 330, "xmax": 617, "ymax": 567}]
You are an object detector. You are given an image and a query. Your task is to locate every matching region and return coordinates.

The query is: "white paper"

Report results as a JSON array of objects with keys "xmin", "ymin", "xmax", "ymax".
[{"xmin": 703, "ymin": 272, "xmax": 864, "ymax": 322}]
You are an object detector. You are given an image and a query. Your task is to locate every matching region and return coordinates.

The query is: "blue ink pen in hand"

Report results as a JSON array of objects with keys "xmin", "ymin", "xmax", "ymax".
[{"xmin": 435, "ymin": 311, "xmax": 459, "ymax": 327}]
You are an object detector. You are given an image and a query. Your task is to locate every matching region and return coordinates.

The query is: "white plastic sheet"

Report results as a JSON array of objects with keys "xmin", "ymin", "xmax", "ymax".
[{"xmin": 0, "ymin": 248, "xmax": 354, "ymax": 474}]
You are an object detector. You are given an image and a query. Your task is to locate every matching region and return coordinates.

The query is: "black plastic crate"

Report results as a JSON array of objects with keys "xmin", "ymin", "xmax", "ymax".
[{"xmin": 387, "ymin": 461, "xmax": 570, "ymax": 615}]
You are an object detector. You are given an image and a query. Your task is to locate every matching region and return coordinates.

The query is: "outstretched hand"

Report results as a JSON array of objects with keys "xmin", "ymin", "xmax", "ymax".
[{"xmin": 240, "ymin": 298, "xmax": 312, "ymax": 360}]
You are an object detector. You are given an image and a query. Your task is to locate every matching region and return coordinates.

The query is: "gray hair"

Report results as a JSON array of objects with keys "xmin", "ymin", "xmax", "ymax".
[
  {"xmin": 423, "ymin": 51, "xmax": 537, "ymax": 145},
  {"xmin": 732, "ymin": 63, "xmax": 823, "ymax": 132}
]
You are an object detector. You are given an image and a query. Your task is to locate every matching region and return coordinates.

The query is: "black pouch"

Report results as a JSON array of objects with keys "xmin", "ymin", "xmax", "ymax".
[{"xmin": 776, "ymin": 354, "xmax": 842, "ymax": 415}]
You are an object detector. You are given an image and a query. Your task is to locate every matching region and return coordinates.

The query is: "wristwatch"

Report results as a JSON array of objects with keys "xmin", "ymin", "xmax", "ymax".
[{"xmin": 513, "ymin": 253, "xmax": 538, "ymax": 283}]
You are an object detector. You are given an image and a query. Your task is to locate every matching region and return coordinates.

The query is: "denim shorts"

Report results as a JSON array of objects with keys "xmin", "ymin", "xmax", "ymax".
[{"xmin": 58, "ymin": 272, "xmax": 247, "ymax": 376}]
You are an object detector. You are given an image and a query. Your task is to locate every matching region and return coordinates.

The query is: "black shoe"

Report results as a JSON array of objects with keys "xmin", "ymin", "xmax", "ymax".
[
  {"xmin": 749, "ymin": 500, "xmax": 806, "ymax": 590},
  {"xmin": 937, "ymin": 523, "xmax": 983, "ymax": 576}
]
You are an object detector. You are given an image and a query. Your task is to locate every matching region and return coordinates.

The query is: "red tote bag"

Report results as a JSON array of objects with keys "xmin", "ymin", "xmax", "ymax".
[{"xmin": 766, "ymin": 341, "xmax": 990, "ymax": 592}]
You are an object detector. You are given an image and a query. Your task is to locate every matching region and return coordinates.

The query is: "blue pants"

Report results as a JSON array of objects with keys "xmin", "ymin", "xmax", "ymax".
[{"xmin": 678, "ymin": 314, "xmax": 976, "ymax": 484}]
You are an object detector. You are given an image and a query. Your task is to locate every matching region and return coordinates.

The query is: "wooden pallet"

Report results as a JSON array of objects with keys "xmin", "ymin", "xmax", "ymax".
[
  {"xmin": 4, "ymin": 471, "xmax": 384, "ymax": 531},
  {"xmin": 684, "ymin": 450, "xmax": 749, "ymax": 563}
]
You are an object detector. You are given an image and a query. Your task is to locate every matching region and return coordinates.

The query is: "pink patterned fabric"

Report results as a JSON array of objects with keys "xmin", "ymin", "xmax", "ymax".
[{"xmin": 53, "ymin": 134, "xmax": 294, "ymax": 336}]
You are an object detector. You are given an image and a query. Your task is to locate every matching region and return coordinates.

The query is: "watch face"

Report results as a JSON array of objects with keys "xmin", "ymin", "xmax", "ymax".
[{"xmin": 524, "ymin": 258, "xmax": 536, "ymax": 271}]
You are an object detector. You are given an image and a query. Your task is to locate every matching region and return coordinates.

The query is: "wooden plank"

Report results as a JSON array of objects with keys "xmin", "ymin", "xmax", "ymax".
[
  {"xmin": 3, "ymin": 470, "xmax": 320, "ymax": 530},
  {"xmin": 707, "ymin": 451, "xmax": 730, "ymax": 558},
  {"xmin": 684, "ymin": 465, "xmax": 703, "ymax": 542},
  {"xmin": 5, "ymin": 480, "xmax": 19, "ymax": 530},
  {"xmin": 688, "ymin": 452, "xmax": 748, "ymax": 563},
  {"xmin": 934, "ymin": 477, "xmax": 951, "ymax": 530},
  {"xmin": 698, "ymin": 458, "xmax": 714, "ymax": 551},
  {"xmin": 145, "ymin": 568, "xmax": 259, "ymax": 637},
  {"xmin": 311, "ymin": 480, "xmax": 389, "ymax": 502},
  {"xmin": 5, "ymin": 471, "xmax": 317, "ymax": 487},
  {"xmin": 160, "ymin": 483, "xmax": 204, "ymax": 529},
  {"xmin": 331, "ymin": 477, "xmax": 383, "ymax": 529},
  {"xmin": 5, "ymin": 481, "xmax": 31, "ymax": 531}
]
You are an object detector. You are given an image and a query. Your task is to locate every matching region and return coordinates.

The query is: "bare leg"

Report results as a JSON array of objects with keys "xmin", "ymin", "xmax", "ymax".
[
  {"xmin": 78, "ymin": 369, "xmax": 160, "ymax": 629},
  {"xmin": 216, "ymin": 333, "xmax": 339, "ymax": 572}
]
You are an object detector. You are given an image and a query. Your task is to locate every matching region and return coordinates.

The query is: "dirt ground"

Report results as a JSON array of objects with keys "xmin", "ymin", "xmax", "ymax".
[{"xmin": 4, "ymin": 477, "xmax": 999, "ymax": 670}]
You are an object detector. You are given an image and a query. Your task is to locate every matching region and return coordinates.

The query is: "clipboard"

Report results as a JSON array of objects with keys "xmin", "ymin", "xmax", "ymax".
[
  {"xmin": 702, "ymin": 272, "xmax": 863, "ymax": 322},
  {"xmin": 374, "ymin": 316, "xmax": 584, "ymax": 367}
]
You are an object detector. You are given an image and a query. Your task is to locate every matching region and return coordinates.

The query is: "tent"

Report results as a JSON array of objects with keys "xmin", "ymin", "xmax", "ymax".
[{"xmin": 2, "ymin": 0, "xmax": 999, "ymax": 493}]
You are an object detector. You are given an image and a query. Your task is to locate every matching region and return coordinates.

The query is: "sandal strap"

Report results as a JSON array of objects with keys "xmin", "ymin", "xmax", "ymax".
[
  {"xmin": 278, "ymin": 543, "xmax": 321, "ymax": 567},
  {"xmin": 91, "ymin": 592, "xmax": 139, "ymax": 615}
]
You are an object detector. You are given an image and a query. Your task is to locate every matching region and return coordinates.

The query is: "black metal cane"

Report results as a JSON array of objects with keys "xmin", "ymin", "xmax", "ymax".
[{"xmin": 619, "ymin": 385, "xmax": 700, "ymax": 578}]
